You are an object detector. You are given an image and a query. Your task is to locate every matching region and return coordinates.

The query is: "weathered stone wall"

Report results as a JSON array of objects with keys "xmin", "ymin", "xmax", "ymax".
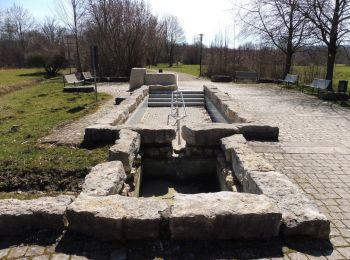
[
  {"xmin": 204, "ymin": 85, "xmax": 253, "ymax": 123},
  {"xmin": 220, "ymin": 134, "xmax": 330, "ymax": 239},
  {"xmin": 95, "ymin": 86, "xmax": 148, "ymax": 126},
  {"xmin": 129, "ymin": 68, "xmax": 146, "ymax": 91},
  {"xmin": 145, "ymin": 73, "xmax": 177, "ymax": 87}
]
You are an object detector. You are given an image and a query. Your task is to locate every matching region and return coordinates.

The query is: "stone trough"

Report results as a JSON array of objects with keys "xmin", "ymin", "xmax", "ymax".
[{"xmin": 0, "ymin": 76, "xmax": 330, "ymax": 242}]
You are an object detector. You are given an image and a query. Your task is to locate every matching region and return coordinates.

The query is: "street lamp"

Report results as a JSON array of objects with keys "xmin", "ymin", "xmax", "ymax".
[{"xmin": 199, "ymin": 34, "xmax": 204, "ymax": 77}]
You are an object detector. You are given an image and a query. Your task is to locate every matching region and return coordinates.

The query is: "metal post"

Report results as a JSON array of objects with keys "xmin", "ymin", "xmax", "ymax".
[
  {"xmin": 91, "ymin": 46, "xmax": 98, "ymax": 102},
  {"xmin": 199, "ymin": 34, "xmax": 204, "ymax": 77}
]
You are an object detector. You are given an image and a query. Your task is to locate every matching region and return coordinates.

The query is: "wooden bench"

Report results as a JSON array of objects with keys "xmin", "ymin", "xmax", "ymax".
[
  {"xmin": 63, "ymin": 74, "xmax": 84, "ymax": 87},
  {"xmin": 281, "ymin": 74, "xmax": 298, "ymax": 86},
  {"xmin": 302, "ymin": 79, "xmax": 331, "ymax": 96},
  {"xmin": 235, "ymin": 71, "xmax": 258, "ymax": 82},
  {"xmin": 82, "ymin": 72, "xmax": 97, "ymax": 82}
]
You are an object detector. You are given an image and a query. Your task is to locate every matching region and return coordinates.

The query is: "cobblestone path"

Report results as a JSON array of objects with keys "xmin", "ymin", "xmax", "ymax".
[{"xmin": 218, "ymin": 83, "xmax": 350, "ymax": 259}]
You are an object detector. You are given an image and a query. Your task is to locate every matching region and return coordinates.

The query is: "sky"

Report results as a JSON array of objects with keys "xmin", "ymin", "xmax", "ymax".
[{"xmin": 0, "ymin": 0, "xmax": 239, "ymax": 46}]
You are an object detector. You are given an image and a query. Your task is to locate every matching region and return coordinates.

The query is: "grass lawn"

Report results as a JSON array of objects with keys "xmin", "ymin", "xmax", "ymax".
[
  {"xmin": 150, "ymin": 64, "xmax": 207, "ymax": 77},
  {"xmin": 0, "ymin": 68, "xmax": 48, "ymax": 96},
  {"xmin": 0, "ymin": 73, "xmax": 111, "ymax": 194},
  {"xmin": 293, "ymin": 64, "xmax": 350, "ymax": 89}
]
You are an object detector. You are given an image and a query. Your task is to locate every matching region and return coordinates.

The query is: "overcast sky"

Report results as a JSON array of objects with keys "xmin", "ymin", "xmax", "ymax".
[{"xmin": 0, "ymin": 0, "xmax": 239, "ymax": 46}]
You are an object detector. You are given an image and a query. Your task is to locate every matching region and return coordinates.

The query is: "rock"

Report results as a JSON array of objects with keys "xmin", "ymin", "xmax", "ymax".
[
  {"xmin": 144, "ymin": 73, "xmax": 177, "ymax": 87},
  {"xmin": 182, "ymin": 124, "xmax": 239, "ymax": 146},
  {"xmin": 82, "ymin": 161, "xmax": 126, "ymax": 196},
  {"xmin": 0, "ymin": 195, "xmax": 74, "ymax": 236},
  {"xmin": 245, "ymin": 171, "xmax": 330, "ymax": 239},
  {"xmin": 221, "ymin": 135, "xmax": 274, "ymax": 183},
  {"xmin": 170, "ymin": 192, "xmax": 282, "ymax": 240},
  {"xmin": 123, "ymin": 124, "xmax": 176, "ymax": 144},
  {"xmin": 84, "ymin": 124, "xmax": 119, "ymax": 145},
  {"xmin": 109, "ymin": 129, "xmax": 141, "ymax": 173},
  {"xmin": 129, "ymin": 68, "xmax": 146, "ymax": 91},
  {"xmin": 236, "ymin": 124, "xmax": 279, "ymax": 141},
  {"xmin": 67, "ymin": 194, "xmax": 168, "ymax": 240}
]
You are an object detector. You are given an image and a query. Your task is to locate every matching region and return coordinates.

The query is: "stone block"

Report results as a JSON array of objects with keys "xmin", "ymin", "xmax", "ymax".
[
  {"xmin": 84, "ymin": 124, "xmax": 119, "ymax": 145},
  {"xmin": 144, "ymin": 73, "xmax": 177, "ymax": 86},
  {"xmin": 129, "ymin": 68, "xmax": 146, "ymax": 91},
  {"xmin": 182, "ymin": 124, "xmax": 239, "ymax": 146},
  {"xmin": 245, "ymin": 171, "xmax": 330, "ymax": 239},
  {"xmin": 0, "ymin": 196, "xmax": 74, "ymax": 236},
  {"xmin": 67, "ymin": 194, "xmax": 168, "ymax": 240},
  {"xmin": 149, "ymin": 85, "xmax": 177, "ymax": 91},
  {"xmin": 82, "ymin": 161, "xmax": 126, "ymax": 196},
  {"xmin": 108, "ymin": 130, "xmax": 141, "ymax": 173},
  {"xmin": 123, "ymin": 124, "xmax": 176, "ymax": 144},
  {"xmin": 236, "ymin": 124, "xmax": 279, "ymax": 141},
  {"xmin": 170, "ymin": 192, "xmax": 281, "ymax": 240}
]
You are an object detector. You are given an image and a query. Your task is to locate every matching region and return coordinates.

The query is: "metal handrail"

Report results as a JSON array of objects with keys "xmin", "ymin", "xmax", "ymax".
[{"xmin": 167, "ymin": 91, "xmax": 187, "ymax": 145}]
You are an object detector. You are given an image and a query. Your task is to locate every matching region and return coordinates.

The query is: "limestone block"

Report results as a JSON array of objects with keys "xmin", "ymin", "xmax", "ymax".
[
  {"xmin": 149, "ymin": 85, "xmax": 177, "ymax": 91},
  {"xmin": 0, "ymin": 196, "xmax": 74, "ymax": 236},
  {"xmin": 182, "ymin": 124, "xmax": 239, "ymax": 146},
  {"xmin": 129, "ymin": 68, "xmax": 146, "ymax": 91},
  {"xmin": 84, "ymin": 124, "xmax": 119, "ymax": 145},
  {"xmin": 223, "ymin": 135, "xmax": 274, "ymax": 184},
  {"xmin": 108, "ymin": 130, "xmax": 141, "ymax": 173},
  {"xmin": 236, "ymin": 124, "xmax": 279, "ymax": 141},
  {"xmin": 144, "ymin": 73, "xmax": 177, "ymax": 86},
  {"xmin": 82, "ymin": 161, "xmax": 126, "ymax": 196},
  {"xmin": 123, "ymin": 124, "xmax": 176, "ymax": 144},
  {"xmin": 170, "ymin": 192, "xmax": 281, "ymax": 240},
  {"xmin": 245, "ymin": 171, "xmax": 330, "ymax": 239},
  {"xmin": 67, "ymin": 194, "xmax": 168, "ymax": 240}
]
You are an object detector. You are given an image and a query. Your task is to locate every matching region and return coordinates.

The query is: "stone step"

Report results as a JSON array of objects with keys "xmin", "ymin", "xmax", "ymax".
[
  {"xmin": 149, "ymin": 94, "xmax": 204, "ymax": 98},
  {"xmin": 148, "ymin": 98, "xmax": 205, "ymax": 103},
  {"xmin": 148, "ymin": 101, "xmax": 205, "ymax": 107},
  {"xmin": 149, "ymin": 91, "xmax": 204, "ymax": 95}
]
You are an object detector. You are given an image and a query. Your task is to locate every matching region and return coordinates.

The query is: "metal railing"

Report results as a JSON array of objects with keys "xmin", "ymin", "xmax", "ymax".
[{"xmin": 167, "ymin": 91, "xmax": 187, "ymax": 145}]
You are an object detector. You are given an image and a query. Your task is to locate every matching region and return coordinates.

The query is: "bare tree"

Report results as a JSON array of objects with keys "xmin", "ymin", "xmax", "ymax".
[
  {"xmin": 41, "ymin": 17, "xmax": 65, "ymax": 47},
  {"xmin": 161, "ymin": 15, "xmax": 185, "ymax": 67},
  {"xmin": 237, "ymin": 0, "xmax": 310, "ymax": 77},
  {"xmin": 55, "ymin": 0, "xmax": 86, "ymax": 72},
  {"xmin": 6, "ymin": 4, "xmax": 35, "ymax": 51},
  {"xmin": 85, "ymin": 0, "xmax": 157, "ymax": 75},
  {"xmin": 299, "ymin": 0, "xmax": 350, "ymax": 82}
]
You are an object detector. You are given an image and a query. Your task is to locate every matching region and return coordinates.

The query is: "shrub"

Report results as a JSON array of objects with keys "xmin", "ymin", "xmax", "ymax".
[{"xmin": 26, "ymin": 53, "xmax": 66, "ymax": 76}]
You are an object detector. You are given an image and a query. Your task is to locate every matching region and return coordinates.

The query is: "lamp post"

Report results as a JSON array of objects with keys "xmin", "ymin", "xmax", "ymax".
[{"xmin": 199, "ymin": 33, "xmax": 204, "ymax": 77}]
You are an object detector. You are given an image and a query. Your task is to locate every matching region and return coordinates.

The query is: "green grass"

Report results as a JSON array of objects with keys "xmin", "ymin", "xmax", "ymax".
[
  {"xmin": 0, "ymin": 75, "xmax": 111, "ymax": 193},
  {"xmin": 293, "ymin": 64, "xmax": 350, "ymax": 89},
  {"xmin": 0, "ymin": 68, "xmax": 48, "ymax": 96},
  {"xmin": 150, "ymin": 64, "xmax": 207, "ymax": 77}
]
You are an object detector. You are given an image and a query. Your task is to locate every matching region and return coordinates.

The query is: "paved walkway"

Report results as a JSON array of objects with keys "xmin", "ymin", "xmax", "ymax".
[
  {"xmin": 4, "ymin": 80, "xmax": 350, "ymax": 259},
  {"xmin": 217, "ymin": 83, "xmax": 350, "ymax": 259}
]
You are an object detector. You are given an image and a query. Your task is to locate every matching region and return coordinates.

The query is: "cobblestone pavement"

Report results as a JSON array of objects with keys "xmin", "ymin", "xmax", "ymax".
[
  {"xmin": 40, "ymin": 84, "xmax": 129, "ymax": 146},
  {"xmin": 3, "ymin": 82, "xmax": 350, "ymax": 259},
  {"xmin": 141, "ymin": 107, "xmax": 212, "ymax": 126},
  {"xmin": 217, "ymin": 83, "xmax": 350, "ymax": 259}
]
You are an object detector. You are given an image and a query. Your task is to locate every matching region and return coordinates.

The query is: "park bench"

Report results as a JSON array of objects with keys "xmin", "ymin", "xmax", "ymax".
[
  {"xmin": 63, "ymin": 74, "xmax": 84, "ymax": 87},
  {"xmin": 235, "ymin": 71, "xmax": 258, "ymax": 82},
  {"xmin": 281, "ymin": 74, "xmax": 298, "ymax": 86},
  {"xmin": 302, "ymin": 79, "xmax": 331, "ymax": 96},
  {"xmin": 82, "ymin": 71, "xmax": 98, "ymax": 82}
]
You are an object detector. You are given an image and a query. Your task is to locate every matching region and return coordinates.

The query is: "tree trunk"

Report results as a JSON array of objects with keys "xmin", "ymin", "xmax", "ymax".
[
  {"xmin": 326, "ymin": 44, "xmax": 337, "ymax": 85},
  {"xmin": 283, "ymin": 51, "xmax": 293, "ymax": 78}
]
